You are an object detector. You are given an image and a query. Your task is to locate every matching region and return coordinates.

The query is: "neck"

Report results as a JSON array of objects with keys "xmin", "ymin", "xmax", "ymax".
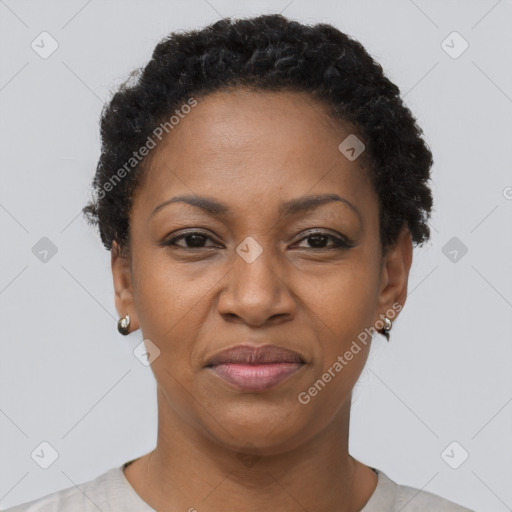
[{"xmin": 123, "ymin": 386, "xmax": 377, "ymax": 512}]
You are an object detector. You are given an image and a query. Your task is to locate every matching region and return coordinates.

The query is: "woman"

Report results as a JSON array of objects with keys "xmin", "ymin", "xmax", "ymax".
[{"xmin": 5, "ymin": 13, "xmax": 476, "ymax": 512}]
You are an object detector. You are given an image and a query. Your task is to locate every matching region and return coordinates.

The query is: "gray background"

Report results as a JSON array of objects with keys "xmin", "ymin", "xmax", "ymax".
[{"xmin": 1, "ymin": 0, "xmax": 511, "ymax": 510}]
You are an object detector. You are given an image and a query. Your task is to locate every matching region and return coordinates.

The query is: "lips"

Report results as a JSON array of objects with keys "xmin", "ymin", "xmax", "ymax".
[
  {"xmin": 205, "ymin": 344, "xmax": 306, "ymax": 393},
  {"xmin": 205, "ymin": 344, "xmax": 305, "ymax": 367}
]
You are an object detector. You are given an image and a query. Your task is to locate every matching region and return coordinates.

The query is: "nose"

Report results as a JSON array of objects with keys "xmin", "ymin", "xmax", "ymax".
[{"xmin": 217, "ymin": 241, "xmax": 296, "ymax": 327}]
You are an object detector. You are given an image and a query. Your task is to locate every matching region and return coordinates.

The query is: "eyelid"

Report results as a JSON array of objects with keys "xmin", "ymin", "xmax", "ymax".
[
  {"xmin": 293, "ymin": 227, "xmax": 353, "ymax": 242},
  {"xmin": 292, "ymin": 229, "xmax": 355, "ymax": 249}
]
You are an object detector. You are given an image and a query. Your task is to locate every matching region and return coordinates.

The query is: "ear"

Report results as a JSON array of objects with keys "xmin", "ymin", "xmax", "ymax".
[
  {"xmin": 374, "ymin": 225, "xmax": 413, "ymax": 325},
  {"xmin": 111, "ymin": 241, "xmax": 139, "ymax": 334}
]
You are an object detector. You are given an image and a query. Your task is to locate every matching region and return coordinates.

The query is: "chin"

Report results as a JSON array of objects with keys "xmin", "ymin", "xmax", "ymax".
[{"xmin": 198, "ymin": 401, "xmax": 314, "ymax": 454}]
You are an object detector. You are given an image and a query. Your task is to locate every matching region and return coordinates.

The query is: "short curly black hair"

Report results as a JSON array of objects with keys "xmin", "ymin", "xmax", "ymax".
[{"xmin": 83, "ymin": 13, "xmax": 433, "ymax": 256}]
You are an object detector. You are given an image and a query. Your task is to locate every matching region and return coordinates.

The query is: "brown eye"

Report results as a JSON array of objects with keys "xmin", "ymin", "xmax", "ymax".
[
  {"xmin": 163, "ymin": 230, "xmax": 218, "ymax": 249},
  {"xmin": 294, "ymin": 230, "xmax": 354, "ymax": 250}
]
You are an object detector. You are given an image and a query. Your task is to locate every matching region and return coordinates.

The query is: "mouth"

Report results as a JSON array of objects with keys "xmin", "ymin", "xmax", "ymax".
[{"xmin": 205, "ymin": 344, "xmax": 307, "ymax": 393}]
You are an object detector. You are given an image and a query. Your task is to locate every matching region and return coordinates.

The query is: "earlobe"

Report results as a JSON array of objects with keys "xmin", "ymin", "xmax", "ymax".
[{"xmin": 111, "ymin": 241, "xmax": 139, "ymax": 333}]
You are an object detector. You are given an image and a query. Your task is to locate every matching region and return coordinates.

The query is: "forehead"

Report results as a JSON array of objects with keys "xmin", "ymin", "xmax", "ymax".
[{"xmin": 133, "ymin": 88, "xmax": 376, "ymax": 222}]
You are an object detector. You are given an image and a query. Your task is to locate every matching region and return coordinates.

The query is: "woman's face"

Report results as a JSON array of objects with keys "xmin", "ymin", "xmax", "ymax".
[{"xmin": 112, "ymin": 88, "xmax": 411, "ymax": 454}]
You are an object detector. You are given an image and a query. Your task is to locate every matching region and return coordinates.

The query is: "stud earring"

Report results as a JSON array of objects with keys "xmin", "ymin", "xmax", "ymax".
[
  {"xmin": 117, "ymin": 314, "xmax": 130, "ymax": 335},
  {"xmin": 381, "ymin": 315, "xmax": 392, "ymax": 342}
]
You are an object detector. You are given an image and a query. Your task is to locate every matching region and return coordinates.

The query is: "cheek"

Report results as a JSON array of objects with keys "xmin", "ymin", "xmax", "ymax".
[
  {"xmin": 295, "ymin": 272, "xmax": 375, "ymax": 422},
  {"xmin": 300, "ymin": 260, "xmax": 378, "ymax": 389},
  {"xmin": 303, "ymin": 259, "xmax": 379, "ymax": 340},
  {"xmin": 131, "ymin": 248, "xmax": 209, "ymax": 334}
]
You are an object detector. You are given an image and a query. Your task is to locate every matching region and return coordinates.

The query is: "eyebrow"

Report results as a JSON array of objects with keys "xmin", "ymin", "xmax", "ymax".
[{"xmin": 150, "ymin": 193, "xmax": 361, "ymax": 222}]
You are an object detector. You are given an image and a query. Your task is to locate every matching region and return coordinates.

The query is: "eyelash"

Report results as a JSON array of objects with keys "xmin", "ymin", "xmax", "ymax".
[{"xmin": 162, "ymin": 229, "xmax": 354, "ymax": 251}]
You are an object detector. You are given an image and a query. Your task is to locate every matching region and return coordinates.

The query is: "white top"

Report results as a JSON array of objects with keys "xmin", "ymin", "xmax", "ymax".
[{"xmin": 2, "ymin": 461, "xmax": 475, "ymax": 512}]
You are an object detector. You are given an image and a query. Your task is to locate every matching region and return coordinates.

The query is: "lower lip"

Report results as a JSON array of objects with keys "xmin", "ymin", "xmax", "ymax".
[{"xmin": 208, "ymin": 362, "xmax": 305, "ymax": 392}]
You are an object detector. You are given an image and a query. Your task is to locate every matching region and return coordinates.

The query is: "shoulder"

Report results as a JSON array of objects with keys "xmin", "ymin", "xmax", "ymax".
[
  {"xmin": 363, "ymin": 469, "xmax": 476, "ymax": 512},
  {"xmin": 1, "ymin": 467, "xmax": 116, "ymax": 512},
  {"xmin": 393, "ymin": 480, "xmax": 476, "ymax": 512}
]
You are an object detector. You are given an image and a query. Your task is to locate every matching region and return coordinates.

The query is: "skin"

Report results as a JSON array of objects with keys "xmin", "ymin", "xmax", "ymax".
[{"xmin": 111, "ymin": 87, "xmax": 413, "ymax": 512}]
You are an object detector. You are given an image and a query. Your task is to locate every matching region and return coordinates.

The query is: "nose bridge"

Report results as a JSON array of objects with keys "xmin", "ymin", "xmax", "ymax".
[
  {"xmin": 218, "ymin": 233, "xmax": 294, "ymax": 324},
  {"xmin": 234, "ymin": 234, "xmax": 282, "ymax": 298}
]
